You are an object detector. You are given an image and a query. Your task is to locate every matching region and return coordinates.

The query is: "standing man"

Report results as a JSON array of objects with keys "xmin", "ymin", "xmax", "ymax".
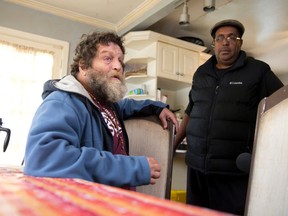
[
  {"xmin": 174, "ymin": 19, "xmax": 283, "ymax": 215},
  {"xmin": 24, "ymin": 31, "xmax": 179, "ymax": 189}
]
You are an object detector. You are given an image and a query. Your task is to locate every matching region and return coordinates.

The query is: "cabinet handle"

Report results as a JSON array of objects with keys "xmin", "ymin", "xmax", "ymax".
[
  {"xmin": 180, "ymin": 73, "xmax": 184, "ymax": 76},
  {"xmin": 176, "ymin": 72, "xmax": 180, "ymax": 75}
]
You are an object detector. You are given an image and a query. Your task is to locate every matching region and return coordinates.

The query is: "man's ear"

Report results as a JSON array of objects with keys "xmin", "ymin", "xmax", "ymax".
[
  {"xmin": 239, "ymin": 39, "xmax": 243, "ymax": 46},
  {"xmin": 78, "ymin": 61, "xmax": 88, "ymax": 76},
  {"xmin": 211, "ymin": 40, "xmax": 215, "ymax": 48}
]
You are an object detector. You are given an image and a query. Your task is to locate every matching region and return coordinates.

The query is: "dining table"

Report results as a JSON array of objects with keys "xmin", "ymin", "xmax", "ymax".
[{"xmin": 0, "ymin": 165, "xmax": 235, "ymax": 216}]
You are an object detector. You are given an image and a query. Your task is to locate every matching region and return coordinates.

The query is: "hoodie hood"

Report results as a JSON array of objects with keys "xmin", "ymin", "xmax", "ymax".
[{"xmin": 42, "ymin": 75, "xmax": 92, "ymax": 102}]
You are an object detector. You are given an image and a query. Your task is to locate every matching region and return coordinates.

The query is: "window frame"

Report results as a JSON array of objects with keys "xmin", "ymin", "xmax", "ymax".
[
  {"xmin": 0, "ymin": 26, "xmax": 69, "ymax": 165},
  {"xmin": 0, "ymin": 26, "xmax": 69, "ymax": 78}
]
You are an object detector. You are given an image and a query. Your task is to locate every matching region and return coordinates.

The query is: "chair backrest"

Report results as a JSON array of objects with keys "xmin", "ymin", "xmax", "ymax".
[
  {"xmin": 245, "ymin": 85, "xmax": 288, "ymax": 216},
  {"xmin": 124, "ymin": 115, "xmax": 175, "ymax": 199}
]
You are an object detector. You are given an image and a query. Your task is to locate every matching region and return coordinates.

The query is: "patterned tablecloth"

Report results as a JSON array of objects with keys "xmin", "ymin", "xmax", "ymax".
[{"xmin": 0, "ymin": 166, "xmax": 234, "ymax": 216}]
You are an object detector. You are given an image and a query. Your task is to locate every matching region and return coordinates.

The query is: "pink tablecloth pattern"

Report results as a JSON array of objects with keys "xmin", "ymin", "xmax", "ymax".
[{"xmin": 0, "ymin": 166, "xmax": 234, "ymax": 216}]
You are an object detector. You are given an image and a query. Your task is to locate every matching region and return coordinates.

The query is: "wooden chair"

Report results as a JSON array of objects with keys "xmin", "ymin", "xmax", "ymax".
[
  {"xmin": 245, "ymin": 85, "xmax": 288, "ymax": 216},
  {"xmin": 124, "ymin": 115, "xmax": 175, "ymax": 199}
]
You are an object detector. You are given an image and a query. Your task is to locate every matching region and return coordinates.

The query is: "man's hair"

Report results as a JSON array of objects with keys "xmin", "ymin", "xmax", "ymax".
[{"xmin": 70, "ymin": 31, "xmax": 125, "ymax": 76}]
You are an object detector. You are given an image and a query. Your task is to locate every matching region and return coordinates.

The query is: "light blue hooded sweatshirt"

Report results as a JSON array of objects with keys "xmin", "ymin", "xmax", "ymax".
[{"xmin": 24, "ymin": 75, "xmax": 167, "ymax": 188}]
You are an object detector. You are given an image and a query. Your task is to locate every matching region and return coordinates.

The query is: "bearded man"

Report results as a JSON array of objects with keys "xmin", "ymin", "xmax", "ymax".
[{"xmin": 24, "ymin": 32, "xmax": 178, "ymax": 189}]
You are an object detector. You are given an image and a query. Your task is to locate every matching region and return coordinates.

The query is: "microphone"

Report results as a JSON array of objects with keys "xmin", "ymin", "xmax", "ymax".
[{"xmin": 236, "ymin": 152, "xmax": 252, "ymax": 173}]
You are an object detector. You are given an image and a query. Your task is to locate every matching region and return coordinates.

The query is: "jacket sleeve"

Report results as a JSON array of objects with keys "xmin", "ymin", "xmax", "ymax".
[
  {"xmin": 260, "ymin": 67, "xmax": 284, "ymax": 99},
  {"xmin": 24, "ymin": 92, "xmax": 151, "ymax": 187},
  {"xmin": 117, "ymin": 98, "xmax": 168, "ymax": 119}
]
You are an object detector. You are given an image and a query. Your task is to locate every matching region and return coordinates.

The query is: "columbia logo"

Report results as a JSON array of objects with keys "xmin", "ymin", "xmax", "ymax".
[{"xmin": 229, "ymin": 82, "xmax": 243, "ymax": 85}]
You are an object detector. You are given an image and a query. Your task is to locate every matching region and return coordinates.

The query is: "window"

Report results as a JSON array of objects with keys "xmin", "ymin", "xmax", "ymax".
[{"xmin": 0, "ymin": 26, "xmax": 69, "ymax": 165}]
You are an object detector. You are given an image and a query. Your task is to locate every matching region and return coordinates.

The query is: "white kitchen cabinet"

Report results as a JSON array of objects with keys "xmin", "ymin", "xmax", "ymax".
[
  {"xmin": 199, "ymin": 52, "xmax": 212, "ymax": 66},
  {"xmin": 157, "ymin": 42, "xmax": 199, "ymax": 84},
  {"xmin": 123, "ymin": 30, "xmax": 207, "ymax": 110}
]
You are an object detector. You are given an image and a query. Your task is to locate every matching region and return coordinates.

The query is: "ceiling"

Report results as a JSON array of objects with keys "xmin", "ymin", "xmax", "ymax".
[
  {"xmin": 6, "ymin": 0, "xmax": 182, "ymax": 35},
  {"xmin": 7, "ymin": 0, "xmax": 288, "ymax": 75}
]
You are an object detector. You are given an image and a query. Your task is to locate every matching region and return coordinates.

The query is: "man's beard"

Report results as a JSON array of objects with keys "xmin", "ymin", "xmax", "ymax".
[{"xmin": 88, "ymin": 71, "xmax": 127, "ymax": 103}]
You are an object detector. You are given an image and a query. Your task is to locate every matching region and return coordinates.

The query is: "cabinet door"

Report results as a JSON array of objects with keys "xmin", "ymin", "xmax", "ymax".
[
  {"xmin": 178, "ymin": 48, "xmax": 199, "ymax": 84},
  {"xmin": 157, "ymin": 42, "xmax": 178, "ymax": 80},
  {"xmin": 199, "ymin": 52, "xmax": 211, "ymax": 66}
]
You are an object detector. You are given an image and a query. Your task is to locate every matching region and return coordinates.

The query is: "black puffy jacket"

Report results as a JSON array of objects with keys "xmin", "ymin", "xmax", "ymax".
[{"xmin": 185, "ymin": 51, "xmax": 283, "ymax": 175}]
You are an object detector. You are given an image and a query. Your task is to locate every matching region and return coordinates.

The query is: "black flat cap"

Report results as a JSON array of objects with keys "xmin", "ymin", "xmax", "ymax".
[{"xmin": 210, "ymin": 19, "xmax": 245, "ymax": 38}]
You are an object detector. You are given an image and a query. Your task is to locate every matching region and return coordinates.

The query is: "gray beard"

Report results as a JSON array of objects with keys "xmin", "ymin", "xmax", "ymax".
[{"xmin": 88, "ymin": 72, "xmax": 127, "ymax": 103}]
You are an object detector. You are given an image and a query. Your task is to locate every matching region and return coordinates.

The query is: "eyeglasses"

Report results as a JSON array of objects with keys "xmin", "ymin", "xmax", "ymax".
[{"xmin": 214, "ymin": 35, "xmax": 241, "ymax": 43}]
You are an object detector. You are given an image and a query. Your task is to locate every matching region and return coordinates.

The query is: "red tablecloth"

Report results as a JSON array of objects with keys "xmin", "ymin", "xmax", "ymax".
[{"xmin": 0, "ymin": 166, "xmax": 234, "ymax": 216}]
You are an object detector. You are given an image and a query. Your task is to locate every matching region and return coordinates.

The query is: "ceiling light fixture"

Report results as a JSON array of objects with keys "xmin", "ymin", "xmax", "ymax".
[
  {"xmin": 203, "ymin": 0, "xmax": 215, "ymax": 12},
  {"xmin": 179, "ymin": 0, "xmax": 190, "ymax": 26}
]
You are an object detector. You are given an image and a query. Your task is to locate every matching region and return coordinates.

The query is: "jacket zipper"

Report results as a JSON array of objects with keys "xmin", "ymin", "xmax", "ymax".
[{"xmin": 205, "ymin": 84, "xmax": 220, "ymax": 172}]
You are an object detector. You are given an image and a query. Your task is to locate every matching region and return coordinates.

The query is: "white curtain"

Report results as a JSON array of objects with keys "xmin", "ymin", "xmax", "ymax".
[{"xmin": 0, "ymin": 40, "xmax": 54, "ymax": 165}]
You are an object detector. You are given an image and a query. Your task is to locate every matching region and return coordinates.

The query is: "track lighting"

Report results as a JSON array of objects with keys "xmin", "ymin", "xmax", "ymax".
[
  {"xmin": 203, "ymin": 0, "xmax": 215, "ymax": 12},
  {"xmin": 179, "ymin": 0, "xmax": 190, "ymax": 26}
]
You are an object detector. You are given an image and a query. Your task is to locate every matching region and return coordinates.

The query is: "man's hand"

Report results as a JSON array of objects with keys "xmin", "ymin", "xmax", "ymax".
[
  {"xmin": 159, "ymin": 108, "xmax": 179, "ymax": 133},
  {"xmin": 147, "ymin": 157, "xmax": 161, "ymax": 185}
]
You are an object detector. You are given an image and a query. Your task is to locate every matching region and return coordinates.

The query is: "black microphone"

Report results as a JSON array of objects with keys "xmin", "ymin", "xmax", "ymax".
[{"xmin": 236, "ymin": 152, "xmax": 252, "ymax": 173}]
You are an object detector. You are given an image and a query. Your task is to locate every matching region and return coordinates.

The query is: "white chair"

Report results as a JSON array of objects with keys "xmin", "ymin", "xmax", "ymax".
[
  {"xmin": 245, "ymin": 85, "xmax": 288, "ymax": 216},
  {"xmin": 124, "ymin": 115, "xmax": 175, "ymax": 199}
]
